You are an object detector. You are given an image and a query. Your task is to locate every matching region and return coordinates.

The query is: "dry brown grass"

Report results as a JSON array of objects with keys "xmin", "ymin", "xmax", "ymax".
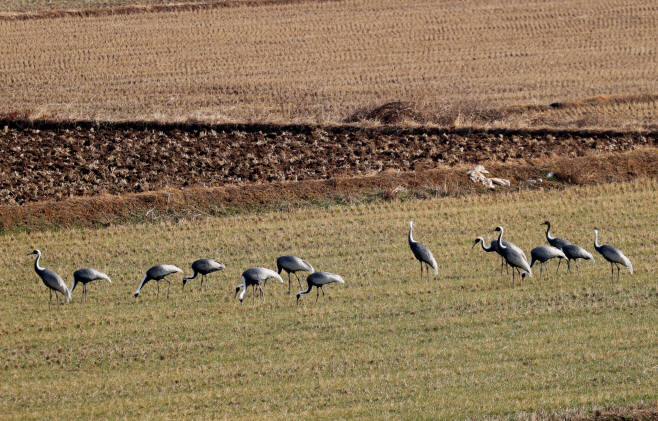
[{"xmin": 1, "ymin": 0, "xmax": 657, "ymax": 128}]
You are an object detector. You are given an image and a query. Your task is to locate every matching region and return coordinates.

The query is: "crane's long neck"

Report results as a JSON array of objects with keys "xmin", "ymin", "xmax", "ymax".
[
  {"xmin": 478, "ymin": 237, "xmax": 493, "ymax": 251},
  {"xmin": 408, "ymin": 223, "xmax": 416, "ymax": 245},
  {"xmin": 134, "ymin": 274, "xmax": 149, "ymax": 295},
  {"xmin": 239, "ymin": 286, "xmax": 247, "ymax": 301},
  {"xmin": 545, "ymin": 223, "xmax": 555, "ymax": 241},
  {"xmin": 184, "ymin": 271, "xmax": 198, "ymax": 281},
  {"xmin": 298, "ymin": 283, "xmax": 313, "ymax": 296},
  {"xmin": 594, "ymin": 230, "xmax": 600, "ymax": 249},
  {"xmin": 33, "ymin": 251, "xmax": 44, "ymax": 273},
  {"xmin": 497, "ymin": 229, "xmax": 506, "ymax": 249}
]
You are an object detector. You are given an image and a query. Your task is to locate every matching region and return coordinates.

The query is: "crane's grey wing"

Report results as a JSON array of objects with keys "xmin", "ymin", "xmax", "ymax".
[
  {"xmin": 504, "ymin": 241, "xmax": 527, "ymax": 261},
  {"xmin": 411, "ymin": 242, "xmax": 438, "ymax": 275},
  {"xmin": 74, "ymin": 268, "xmax": 112, "ymax": 283},
  {"xmin": 503, "ymin": 248, "xmax": 532, "ymax": 275},
  {"xmin": 194, "ymin": 259, "xmax": 225, "ymax": 273},
  {"xmin": 42, "ymin": 268, "xmax": 71, "ymax": 302},
  {"xmin": 148, "ymin": 265, "xmax": 184, "ymax": 279},
  {"xmin": 563, "ymin": 245, "xmax": 595, "ymax": 262},
  {"xmin": 308, "ymin": 271, "xmax": 345, "ymax": 285},
  {"xmin": 600, "ymin": 245, "xmax": 632, "ymax": 273},
  {"xmin": 277, "ymin": 256, "xmax": 314, "ymax": 273},
  {"xmin": 549, "ymin": 237, "xmax": 571, "ymax": 250},
  {"xmin": 244, "ymin": 267, "xmax": 284, "ymax": 283}
]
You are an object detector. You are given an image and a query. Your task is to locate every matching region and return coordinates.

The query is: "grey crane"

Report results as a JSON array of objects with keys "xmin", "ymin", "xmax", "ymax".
[
  {"xmin": 296, "ymin": 271, "xmax": 345, "ymax": 304},
  {"xmin": 235, "ymin": 267, "xmax": 283, "ymax": 305},
  {"xmin": 528, "ymin": 246, "xmax": 566, "ymax": 281},
  {"xmin": 472, "ymin": 236, "xmax": 527, "ymax": 274},
  {"xmin": 594, "ymin": 229, "xmax": 633, "ymax": 281},
  {"xmin": 183, "ymin": 259, "xmax": 225, "ymax": 292},
  {"xmin": 29, "ymin": 249, "xmax": 71, "ymax": 310},
  {"xmin": 277, "ymin": 255, "xmax": 315, "ymax": 294},
  {"xmin": 491, "ymin": 226, "xmax": 532, "ymax": 286},
  {"xmin": 71, "ymin": 268, "xmax": 112, "ymax": 303},
  {"xmin": 134, "ymin": 265, "xmax": 183, "ymax": 299},
  {"xmin": 561, "ymin": 244, "xmax": 595, "ymax": 275},
  {"xmin": 541, "ymin": 221, "xmax": 571, "ymax": 272},
  {"xmin": 408, "ymin": 221, "xmax": 438, "ymax": 281}
]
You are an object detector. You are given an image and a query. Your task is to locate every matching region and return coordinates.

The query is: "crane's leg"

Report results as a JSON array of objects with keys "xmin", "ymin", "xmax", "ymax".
[
  {"xmin": 566, "ymin": 259, "xmax": 571, "ymax": 274},
  {"xmin": 616, "ymin": 264, "xmax": 621, "ymax": 282},
  {"xmin": 157, "ymin": 281, "xmax": 160, "ymax": 298},
  {"xmin": 419, "ymin": 261, "xmax": 423, "ymax": 282},
  {"xmin": 259, "ymin": 285, "xmax": 265, "ymax": 302},
  {"xmin": 610, "ymin": 262, "xmax": 614, "ymax": 282},
  {"xmin": 576, "ymin": 260, "xmax": 580, "ymax": 276},
  {"xmin": 295, "ymin": 273, "xmax": 303, "ymax": 289},
  {"xmin": 316, "ymin": 287, "xmax": 320, "ymax": 304},
  {"xmin": 506, "ymin": 260, "xmax": 509, "ymax": 275},
  {"xmin": 283, "ymin": 273, "xmax": 289, "ymax": 294},
  {"xmin": 200, "ymin": 275, "xmax": 204, "ymax": 292},
  {"xmin": 56, "ymin": 291, "xmax": 61, "ymax": 309},
  {"xmin": 539, "ymin": 263, "xmax": 543, "ymax": 281},
  {"xmin": 511, "ymin": 267, "xmax": 515, "ymax": 287},
  {"xmin": 500, "ymin": 256, "xmax": 504, "ymax": 274},
  {"xmin": 545, "ymin": 262, "xmax": 550, "ymax": 282},
  {"xmin": 556, "ymin": 259, "xmax": 562, "ymax": 275},
  {"xmin": 321, "ymin": 286, "xmax": 326, "ymax": 303},
  {"xmin": 49, "ymin": 289, "xmax": 52, "ymax": 310}
]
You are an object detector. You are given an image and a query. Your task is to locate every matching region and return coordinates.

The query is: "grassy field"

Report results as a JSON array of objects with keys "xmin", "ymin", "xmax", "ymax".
[
  {"xmin": 1, "ymin": 179, "xmax": 657, "ymax": 419},
  {"xmin": 1, "ymin": 0, "xmax": 657, "ymax": 128}
]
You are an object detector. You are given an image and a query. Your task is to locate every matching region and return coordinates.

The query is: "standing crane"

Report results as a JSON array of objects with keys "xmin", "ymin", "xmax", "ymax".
[
  {"xmin": 528, "ymin": 246, "xmax": 566, "ymax": 281},
  {"xmin": 235, "ymin": 267, "xmax": 283, "ymax": 305},
  {"xmin": 491, "ymin": 227, "xmax": 532, "ymax": 286},
  {"xmin": 28, "ymin": 249, "xmax": 71, "ymax": 310},
  {"xmin": 71, "ymin": 268, "xmax": 112, "ymax": 303},
  {"xmin": 408, "ymin": 221, "xmax": 438, "ymax": 282},
  {"xmin": 182, "ymin": 259, "xmax": 225, "ymax": 292},
  {"xmin": 134, "ymin": 265, "xmax": 183, "ymax": 299},
  {"xmin": 561, "ymin": 244, "xmax": 595, "ymax": 275},
  {"xmin": 541, "ymin": 221, "xmax": 571, "ymax": 272},
  {"xmin": 594, "ymin": 229, "xmax": 632, "ymax": 281},
  {"xmin": 276, "ymin": 255, "xmax": 315, "ymax": 294},
  {"xmin": 472, "ymin": 236, "xmax": 527, "ymax": 274},
  {"xmin": 296, "ymin": 271, "xmax": 345, "ymax": 304}
]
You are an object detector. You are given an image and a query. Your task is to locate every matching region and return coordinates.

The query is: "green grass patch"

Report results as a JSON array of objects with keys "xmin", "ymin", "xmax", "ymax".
[{"xmin": 1, "ymin": 179, "xmax": 657, "ymax": 419}]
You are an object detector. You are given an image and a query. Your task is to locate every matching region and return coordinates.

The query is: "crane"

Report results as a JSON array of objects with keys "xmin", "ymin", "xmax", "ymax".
[
  {"xmin": 472, "ymin": 236, "xmax": 527, "ymax": 274},
  {"xmin": 541, "ymin": 221, "xmax": 571, "ymax": 273},
  {"xmin": 528, "ymin": 246, "xmax": 566, "ymax": 281},
  {"xmin": 594, "ymin": 229, "xmax": 632, "ymax": 281},
  {"xmin": 236, "ymin": 267, "xmax": 283, "ymax": 305},
  {"xmin": 296, "ymin": 271, "xmax": 345, "ymax": 304},
  {"xmin": 408, "ymin": 221, "xmax": 438, "ymax": 281},
  {"xmin": 183, "ymin": 259, "xmax": 225, "ymax": 292},
  {"xmin": 134, "ymin": 265, "xmax": 183, "ymax": 298},
  {"xmin": 28, "ymin": 249, "xmax": 71, "ymax": 309},
  {"xmin": 561, "ymin": 244, "xmax": 595, "ymax": 275},
  {"xmin": 277, "ymin": 255, "xmax": 315, "ymax": 294},
  {"xmin": 491, "ymin": 227, "xmax": 532, "ymax": 286},
  {"xmin": 71, "ymin": 268, "xmax": 112, "ymax": 303}
]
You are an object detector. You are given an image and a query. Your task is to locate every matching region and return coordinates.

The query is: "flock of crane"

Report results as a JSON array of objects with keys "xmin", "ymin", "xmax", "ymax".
[
  {"xmin": 28, "ymin": 220, "xmax": 632, "ymax": 309},
  {"xmin": 411, "ymin": 220, "xmax": 633, "ymax": 286}
]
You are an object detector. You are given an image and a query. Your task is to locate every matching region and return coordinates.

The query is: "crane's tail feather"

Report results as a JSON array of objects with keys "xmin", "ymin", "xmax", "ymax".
[
  {"xmin": 65, "ymin": 285, "xmax": 72, "ymax": 303},
  {"xmin": 431, "ymin": 257, "xmax": 438, "ymax": 276}
]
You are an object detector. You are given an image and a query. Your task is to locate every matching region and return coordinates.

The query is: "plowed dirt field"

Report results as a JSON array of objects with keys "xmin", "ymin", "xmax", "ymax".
[{"xmin": 1, "ymin": 122, "xmax": 656, "ymax": 205}]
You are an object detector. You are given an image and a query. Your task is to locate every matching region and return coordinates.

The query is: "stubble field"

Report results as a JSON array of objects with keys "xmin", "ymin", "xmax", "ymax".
[
  {"xmin": 1, "ymin": 0, "xmax": 658, "ymax": 128},
  {"xmin": 1, "ymin": 180, "xmax": 657, "ymax": 419}
]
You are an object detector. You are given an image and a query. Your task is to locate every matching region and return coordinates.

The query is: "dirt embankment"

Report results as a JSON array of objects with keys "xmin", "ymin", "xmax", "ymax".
[{"xmin": 1, "ymin": 120, "xmax": 655, "ymax": 206}]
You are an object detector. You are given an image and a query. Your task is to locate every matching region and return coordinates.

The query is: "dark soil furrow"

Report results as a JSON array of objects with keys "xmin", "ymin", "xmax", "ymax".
[{"xmin": 0, "ymin": 122, "xmax": 656, "ymax": 205}]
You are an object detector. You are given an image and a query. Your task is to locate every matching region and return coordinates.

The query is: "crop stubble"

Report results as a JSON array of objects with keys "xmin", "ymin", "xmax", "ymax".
[{"xmin": 1, "ymin": 0, "xmax": 658, "ymax": 127}]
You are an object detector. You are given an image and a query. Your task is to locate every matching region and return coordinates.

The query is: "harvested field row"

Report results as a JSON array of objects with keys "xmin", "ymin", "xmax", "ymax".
[
  {"xmin": 1, "ymin": 121, "xmax": 656, "ymax": 205},
  {"xmin": 2, "ymin": 148, "xmax": 658, "ymax": 231},
  {"xmin": 1, "ymin": 0, "xmax": 657, "ymax": 127}
]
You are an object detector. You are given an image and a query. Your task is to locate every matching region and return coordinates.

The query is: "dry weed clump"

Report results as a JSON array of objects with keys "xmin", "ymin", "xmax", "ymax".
[{"xmin": 0, "ymin": 0, "xmax": 657, "ymax": 128}]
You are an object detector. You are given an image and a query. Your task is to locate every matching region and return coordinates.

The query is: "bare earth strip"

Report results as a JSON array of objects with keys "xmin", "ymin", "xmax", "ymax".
[{"xmin": 1, "ymin": 0, "xmax": 657, "ymax": 127}]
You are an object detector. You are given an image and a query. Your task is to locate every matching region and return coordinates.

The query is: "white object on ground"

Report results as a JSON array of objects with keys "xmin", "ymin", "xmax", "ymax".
[{"xmin": 467, "ymin": 166, "xmax": 510, "ymax": 189}]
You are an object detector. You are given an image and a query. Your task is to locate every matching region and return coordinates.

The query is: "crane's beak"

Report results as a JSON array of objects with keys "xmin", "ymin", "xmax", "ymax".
[
  {"xmin": 296, "ymin": 296, "xmax": 300, "ymax": 305},
  {"xmin": 471, "ymin": 240, "xmax": 479, "ymax": 249}
]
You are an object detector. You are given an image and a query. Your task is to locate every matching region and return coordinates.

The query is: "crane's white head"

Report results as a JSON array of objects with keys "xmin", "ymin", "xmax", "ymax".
[{"xmin": 409, "ymin": 221, "xmax": 413, "ymax": 229}]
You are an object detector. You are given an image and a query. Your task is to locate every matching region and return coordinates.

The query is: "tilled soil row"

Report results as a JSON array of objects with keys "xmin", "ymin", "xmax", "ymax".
[{"xmin": 0, "ymin": 121, "xmax": 656, "ymax": 205}]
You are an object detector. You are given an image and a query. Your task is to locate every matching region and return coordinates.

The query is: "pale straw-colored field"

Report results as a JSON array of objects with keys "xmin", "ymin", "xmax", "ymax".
[
  {"xmin": 1, "ymin": 0, "xmax": 657, "ymax": 128},
  {"xmin": 1, "ymin": 180, "xmax": 657, "ymax": 419}
]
